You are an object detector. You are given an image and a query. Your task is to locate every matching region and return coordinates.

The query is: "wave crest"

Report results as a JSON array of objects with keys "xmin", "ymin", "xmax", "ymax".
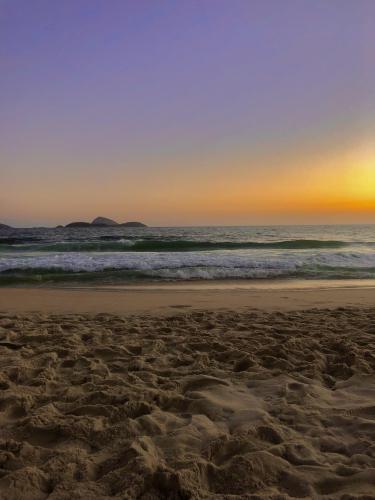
[
  {"xmin": 0, "ymin": 238, "xmax": 348, "ymax": 252},
  {"xmin": 1, "ymin": 249, "xmax": 375, "ymax": 283}
]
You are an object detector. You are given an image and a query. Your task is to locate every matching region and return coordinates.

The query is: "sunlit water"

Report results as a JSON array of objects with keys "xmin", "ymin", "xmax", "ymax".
[{"xmin": 0, "ymin": 224, "xmax": 374, "ymax": 285}]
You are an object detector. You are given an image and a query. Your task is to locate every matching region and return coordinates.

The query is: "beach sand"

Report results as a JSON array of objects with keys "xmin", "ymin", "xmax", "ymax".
[{"xmin": 1, "ymin": 285, "xmax": 375, "ymax": 498}]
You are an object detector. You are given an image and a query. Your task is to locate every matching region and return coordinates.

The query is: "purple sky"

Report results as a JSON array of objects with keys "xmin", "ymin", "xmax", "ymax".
[{"xmin": 1, "ymin": 0, "xmax": 374, "ymax": 226}]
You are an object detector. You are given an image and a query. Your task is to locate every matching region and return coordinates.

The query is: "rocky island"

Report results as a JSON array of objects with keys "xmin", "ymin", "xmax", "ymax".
[{"xmin": 65, "ymin": 217, "xmax": 147, "ymax": 228}]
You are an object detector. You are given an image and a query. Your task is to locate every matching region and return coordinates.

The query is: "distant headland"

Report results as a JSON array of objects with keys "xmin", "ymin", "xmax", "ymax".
[
  {"xmin": 65, "ymin": 217, "xmax": 147, "ymax": 228},
  {"xmin": 0, "ymin": 218, "xmax": 147, "ymax": 229}
]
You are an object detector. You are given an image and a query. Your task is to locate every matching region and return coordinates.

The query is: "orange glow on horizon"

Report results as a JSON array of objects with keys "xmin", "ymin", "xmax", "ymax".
[{"xmin": 2, "ymin": 143, "xmax": 375, "ymax": 226}]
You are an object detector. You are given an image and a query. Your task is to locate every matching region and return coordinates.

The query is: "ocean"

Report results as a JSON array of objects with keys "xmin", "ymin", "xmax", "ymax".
[{"xmin": 0, "ymin": 224, "xmax": 375, "ymax": 285}]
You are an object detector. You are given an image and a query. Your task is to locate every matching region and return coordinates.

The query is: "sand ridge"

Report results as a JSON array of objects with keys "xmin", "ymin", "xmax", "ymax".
[{"xmin": 0, "ymin": 308, "xmax": 375, "ymax": 498}]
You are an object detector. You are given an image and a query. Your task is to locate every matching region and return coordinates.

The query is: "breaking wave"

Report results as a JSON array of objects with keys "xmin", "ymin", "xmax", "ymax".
[
  {"xmin": 1, "ymin": 249, "xmax": 375, "ymax": 284},
  {"xmin": 0, "ymin": 239, "xmax": 350, "ymax": 252}
]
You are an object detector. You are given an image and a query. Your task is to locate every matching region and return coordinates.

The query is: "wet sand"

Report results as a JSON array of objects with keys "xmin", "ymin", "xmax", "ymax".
[
  {"xmin": 0, "ymin": 280, "xmax": 375, "ymax": 315},
  {"xmin": 1, "ymin": 284, "xmax": 375, "ymax": 498}
]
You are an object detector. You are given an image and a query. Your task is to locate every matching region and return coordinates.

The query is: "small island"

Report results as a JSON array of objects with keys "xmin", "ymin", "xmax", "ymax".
[{"xmin": 65, "ymin": 217, "xmax": 147, "ymax": 228}]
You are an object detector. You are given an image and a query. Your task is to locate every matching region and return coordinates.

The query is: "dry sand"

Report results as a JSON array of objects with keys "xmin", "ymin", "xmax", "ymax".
[{"xmin": 1, "ymin": 286, "xmax": 375, "ymax": 498}]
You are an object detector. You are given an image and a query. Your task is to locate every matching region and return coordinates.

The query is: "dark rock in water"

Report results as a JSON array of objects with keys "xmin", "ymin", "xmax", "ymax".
[
  {"xmin": 65, "ymin": 222, "xmax": 92, "ymax": 228},
  {"xmin": 56, "ymin": 225, "xmax": 64, "ymax": 229},
  {"xmin": 92, "ymin": 217, "xmax": 119, "ymax": 226},
  {"xmin": 0, "ymin": 223, "xmax": 12, "ymax": 230},
  {"xmin": 121, "ymin": 221, "xmax": 147, "ymax": 227},
  {"xmin": 65, "ymin": 218, "xmax": 147, "ymax": 228}
]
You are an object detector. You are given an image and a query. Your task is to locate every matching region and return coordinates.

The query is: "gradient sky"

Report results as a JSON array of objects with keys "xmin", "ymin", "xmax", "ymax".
[{"xmin": 1, "ymin": 0, "xmax": 374, "ymax": 226}]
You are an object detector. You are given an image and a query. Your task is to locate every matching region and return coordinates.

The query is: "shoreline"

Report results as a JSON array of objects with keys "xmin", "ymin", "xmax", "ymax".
[
  {"xmin": 1, "ymin": 279, "xmax": 375, "ymax": 315},
  {"xmin": 53, "ymin": 277, "xmax": 375, "ymax": 290}
]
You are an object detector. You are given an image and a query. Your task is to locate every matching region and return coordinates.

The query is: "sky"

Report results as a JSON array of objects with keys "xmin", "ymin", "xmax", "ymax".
[{"xmin": 1, "ymin": 0, "xmax": 374, "ymax": 227}]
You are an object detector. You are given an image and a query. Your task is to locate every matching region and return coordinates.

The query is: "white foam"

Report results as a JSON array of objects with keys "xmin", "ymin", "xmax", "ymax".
[{"xmin": 1, "ymin": 249, "xmax": 375, "ymax": 279}]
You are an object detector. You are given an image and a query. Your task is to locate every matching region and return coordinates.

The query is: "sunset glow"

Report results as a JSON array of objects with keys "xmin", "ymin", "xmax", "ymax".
[{"xmin": 1, "ymin": 0, "xmax": 374, "ymax": 226}]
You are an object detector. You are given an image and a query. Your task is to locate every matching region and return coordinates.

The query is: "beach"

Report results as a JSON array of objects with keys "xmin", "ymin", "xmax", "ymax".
[
  {"xmin": 1, "ymin": 284, "xmax": 375, "ymax": 498},
  {"xmin": 3, "ymin": 0, "xmax": 375, "ymax": 496},
  {"xmin": 1, "ymin": 281, "xmax": 375, "ymax": 314}
]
